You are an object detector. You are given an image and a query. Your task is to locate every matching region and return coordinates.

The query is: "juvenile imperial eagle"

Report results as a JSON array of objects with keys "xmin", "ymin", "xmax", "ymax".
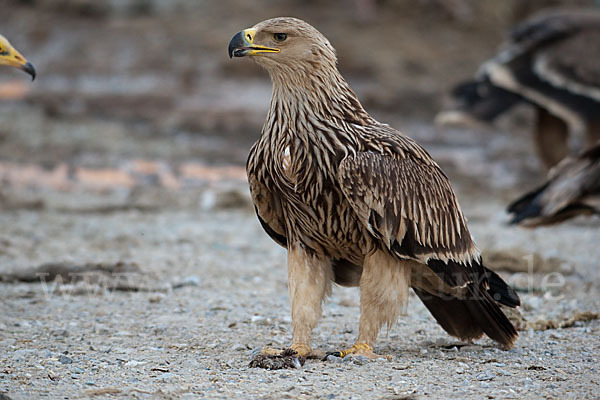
[
  {"xmin": 437, "ymin": 9, "xmax": 600, "ymax": 169},
  {"xmin": 228, "ymin": 17, "xmax": 520, "ymax": 367},
  {"xmin": 508, "ymin": 140, "xmax": 600, "ymax": 226},
  {"xmin": 0, "ymin": 34, "xmax": 35, "ymax": 80}
]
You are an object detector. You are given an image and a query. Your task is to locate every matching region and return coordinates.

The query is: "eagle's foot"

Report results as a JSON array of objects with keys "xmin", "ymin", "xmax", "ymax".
[
  {"xmin": 249, "ymin": 345, "xmax": 322, "ymax": 370},
  {"xmin": 322, "ymin": 342, "xmax": 378, "ymax": 360}
]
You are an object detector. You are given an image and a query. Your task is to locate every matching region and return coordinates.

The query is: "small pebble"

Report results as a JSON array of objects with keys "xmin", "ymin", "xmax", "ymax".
[
  {"xmin": 59, "ymin": 355, "xmax": 73, "ymax": 365},
  {"xmin": 154, "ymin": 372, "xmax": 176, "ymax": 381},
  {"xmin": 476, "ymin": 371, "xmax": 496, "ymax": 381},
  {"xmin": 326, "ymin": 355, "xmax": 343, "ymax": 363},
  {"xmin": 251, "ymin": 315, "xmax": 270, "ymax": 325},
  {"xmin": 351, "ymin": 355, "xmax": 369, "ymax": 365}
]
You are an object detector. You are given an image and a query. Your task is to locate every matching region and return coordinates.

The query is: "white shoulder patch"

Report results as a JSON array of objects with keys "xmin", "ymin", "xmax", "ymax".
[{"xmin": 282, "ymin": 146, "xmax": 291, "ymax": 172}]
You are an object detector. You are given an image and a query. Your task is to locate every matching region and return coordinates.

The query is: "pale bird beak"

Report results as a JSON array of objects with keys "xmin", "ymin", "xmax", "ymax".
[
  {"xmin": 0, "ymin": 43, "xmax": 36, "ymax": 81},
  {"xmin": 228, "ymin": 28, "xmax": 280, "ymax": 58}
]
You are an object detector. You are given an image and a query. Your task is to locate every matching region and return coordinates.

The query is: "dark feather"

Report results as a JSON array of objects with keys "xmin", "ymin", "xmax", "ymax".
[
  {"xmin": 414, "ymin": 283, "xmax": 518, "ymax": 348},
  {"xmin": 451, "ymin": 79, "xmax": 523, "ymax": 122},
  {"xmin": 257, "ymin": 211, "xmax": 287, "ymax": 247},
  {"xmin": 507, "ymin": 184, "xmax": 548, "ymax": 224},
  {"xmin": 414, "ymin": 288, "xmax": 484, "ymax": 342},
  {"xmin": 508, "ymin": 140, "xmax": 600, "ymax": 226},
  {"xmin": 485, "ymin": 268, "xmax": 521, "ymax": 307}
]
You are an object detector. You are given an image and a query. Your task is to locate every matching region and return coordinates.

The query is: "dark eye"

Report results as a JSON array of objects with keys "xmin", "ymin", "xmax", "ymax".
[{"xmin": 273, "ymin": 33, "xmax": 287, "ymax": 42}]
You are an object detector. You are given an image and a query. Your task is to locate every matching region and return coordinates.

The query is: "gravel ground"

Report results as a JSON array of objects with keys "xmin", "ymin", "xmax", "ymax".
[{"xmin": 0, "ymin": 180, "xmax": 599, "ymax": 399}]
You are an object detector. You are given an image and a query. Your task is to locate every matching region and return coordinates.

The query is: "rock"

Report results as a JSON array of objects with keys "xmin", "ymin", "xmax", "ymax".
[
  {"xmin": 154, "ymin": 372, "xmax": 176, "ymax": 382},
  {"xmin": 325, "ymin": 355, "xmax": 343, "ymax": 363},
  {"xmin": 124, "ymin": 360, "xmax": 147, "ymax": 368},
  {"xmin": 51, "ymin": 329, "xmax": 69, "ymax": 337},
  {"xmin": 148, "ymin": 293, "xmax": 166, "ymax": 303},
  {"xmin": 350, "ymin": 355, "xmax": 369, "ymax": 365},
  {"xmin": 13, "ymin": 349, "xmax": 35, "ymax": 361},
  {"xmin": 251, "ymin": 315, "xmax": 271, "ymax": 325},
  {"xmin": 476, "ymin": 371, "xmax": 496, "ymax": 381},
  {"xmin": 172, "ymin": 275, "xmax": 201, "ymax": 289},
  {"xmin": 59, "ymin": 355, "xmax": 73, "ymax": 364},
  {"xmin": 459, "ymin": 345, "xmax": 481, "ymax": 352}
]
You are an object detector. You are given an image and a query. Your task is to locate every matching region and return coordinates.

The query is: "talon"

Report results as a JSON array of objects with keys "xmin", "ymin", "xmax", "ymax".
[
  {"xmin": 323, "ymin": 342, "xmax": 376, "ymax": 360},
  {"xmin": 260, "ymin": 347, "xmax": 284, "ymax": 357},
  {"xmin": 288, "ymin": 343, "xmax": 311, "ymax": 358}
]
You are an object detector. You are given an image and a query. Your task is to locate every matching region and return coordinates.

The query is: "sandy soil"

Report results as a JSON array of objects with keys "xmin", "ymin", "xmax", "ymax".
[{"xmin": 1, "ymin": 1, "xmax": 600, "ymax": 399}]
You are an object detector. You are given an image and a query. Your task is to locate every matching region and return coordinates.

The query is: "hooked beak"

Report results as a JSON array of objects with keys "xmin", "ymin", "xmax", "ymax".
[
  {"xmin": 0, "ymin": 41, "xmax": 36, "ymax": 81},
  {"xmin": 228, "ymin": 28, "xmax": 280, "ymax": 58},
  {"xmin": 22, "ymin": 61, "xmax": 36, "ymax": 81}
]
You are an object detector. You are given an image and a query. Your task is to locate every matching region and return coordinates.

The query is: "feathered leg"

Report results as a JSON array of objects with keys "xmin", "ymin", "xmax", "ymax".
[
  {"xmin": 251, "ymin": 242, "xmax": 332, "ymax": 368},
  {"xmin": 326, "ymin": 250, "xmax": 410, "ymax": 358},
  {"xmin": 287, "ymin": 242, "xmax": 332, "ymax": 355}
]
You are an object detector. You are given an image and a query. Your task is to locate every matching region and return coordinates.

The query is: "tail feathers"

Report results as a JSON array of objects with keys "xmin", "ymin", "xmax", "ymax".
[
  {"xmin": 465, "ymin": 284, "xmax": 518, "ymax": 348},
  {"xmin": 485, "ymin": 268, "xmax": 521, "ymax": 307},
  {"xmin": 414, "ymin": 283, "xmax": 519, "ymax": 349},
  {"xmin": 414, "ymin": 288, "xmax": 485, "ymax": 342}
]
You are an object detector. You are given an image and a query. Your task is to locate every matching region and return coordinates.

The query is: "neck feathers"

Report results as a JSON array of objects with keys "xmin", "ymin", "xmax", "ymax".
[{"xmin": 267, "ymin": 63, "xmax": 373, "ymax": 130}]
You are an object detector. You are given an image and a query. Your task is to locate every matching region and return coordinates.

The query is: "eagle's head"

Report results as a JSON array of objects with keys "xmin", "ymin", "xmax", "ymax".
[
  {"xmin": 228, "ymin": 17, "xmax": 337, "ymax": 75},
  {"xmin": 0, "ymin": 35, "xmax": 35, "ymax": 80}
]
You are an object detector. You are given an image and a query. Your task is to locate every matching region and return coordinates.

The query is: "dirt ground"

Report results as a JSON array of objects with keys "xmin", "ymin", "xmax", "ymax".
[{"xmin": 1, "ymin": 1, "xmax": 600, "ymax": 399}]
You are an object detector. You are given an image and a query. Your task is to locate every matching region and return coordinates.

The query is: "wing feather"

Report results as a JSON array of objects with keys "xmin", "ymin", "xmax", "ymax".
[
  {"xmin": 247, "ymin": 143, "xmax": 287, "ymax": 248},
  {"xmin": 337, "ymin": 150, "xmax": 479, "ymax": 266}
]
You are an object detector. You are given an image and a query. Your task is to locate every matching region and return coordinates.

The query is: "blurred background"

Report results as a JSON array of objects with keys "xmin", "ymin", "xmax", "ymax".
[{"xmin": 1, "ymin": 0, "xmax": 596, "ymax": 196}]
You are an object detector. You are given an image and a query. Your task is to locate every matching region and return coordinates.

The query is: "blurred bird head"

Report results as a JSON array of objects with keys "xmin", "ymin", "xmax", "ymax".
[
  {"xmin": 228, "ymin": 17, "xmax": 337, "ymax": 75},
  {"xmin": 0, "ymin": 34, "xmax": 36, "ymax": 80}
]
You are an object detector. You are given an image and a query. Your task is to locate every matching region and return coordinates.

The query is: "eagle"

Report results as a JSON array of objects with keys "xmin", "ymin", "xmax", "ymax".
[
  {"xmin": 228, "ymin": 17, "xmax": 520, "ymax": 367},
  {"xmin": 436, "ymin": 9, "xmax": 600, "ymax": 170},
  {"xmin": 0, "ymin": 34, "xmax": 35, "ymax": 80},
  {"xmin": 508, "ymin": 140, "xmax": 600, "ymax": 226}
]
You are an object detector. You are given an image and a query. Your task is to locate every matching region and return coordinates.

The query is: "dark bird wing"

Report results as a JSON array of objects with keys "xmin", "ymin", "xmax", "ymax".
[
  {"xmin": 481, "ymin": 9, "xmax": 600, "ymax": 123},
  {"xmin": 532, "ymin": 29, "xmax": 600, "ymax": 102},
  {"xmin": 507, "ymin": 9, "xmax": 600, "ymax": 51},
  {"xmin": 441, "ymin": 10, "xmax": 600, "ymax": 134},
  {"xmin": 508, "ymin": 141, "xmax": 600, "ymax": 226},
  {"xmin": 337, "ymin": 141, "xmax": 519, "ymax": 346},
  {"xmin": 337, "ymin": 147, "xmax": 477, "ymax": 268},
  {"xmin": 247, "ymin": 143, "xmax": 288, "ymax": 248}
]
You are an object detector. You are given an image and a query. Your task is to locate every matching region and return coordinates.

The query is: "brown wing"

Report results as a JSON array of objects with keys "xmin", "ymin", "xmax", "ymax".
[
  {"xmin": 533, "ymin": 30, "xmax": 600, "ymax": 102},
  {"xmin": 247, "ymin": 143, "xmax": 287, "ymax": 248},
  {"xmin": 507, "ymin": 9, "xmax": 600, "ymax": 49},
  {"xmin": 481, "ymin": 9, "xmax": 600, "ymax": 131},
  {"xmin": 508, "ymin": 141, "xmax": 600, "ymax": 225},
  {"xmin": 337, "ymin": 150, "xmax": 479, "ymax": 268}
]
